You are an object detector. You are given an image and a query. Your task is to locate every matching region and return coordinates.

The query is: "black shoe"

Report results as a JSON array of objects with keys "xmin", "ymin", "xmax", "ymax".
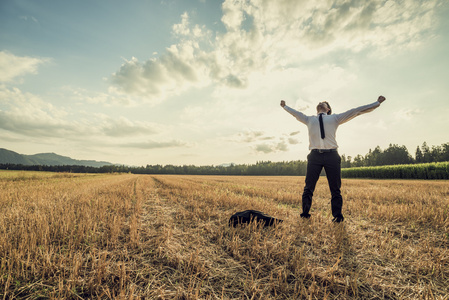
[
  {"xmin": 332, "ymin": 215, "xmax": 344, "ymax": 223},
  {"xmin": 300, "ymin": 213, "xmax": 311, "ymax": 219}
]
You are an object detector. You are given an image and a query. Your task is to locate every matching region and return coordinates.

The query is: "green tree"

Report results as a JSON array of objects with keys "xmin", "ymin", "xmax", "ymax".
[
  {"xmin": 353, "ymin": 154, "xmax": 364, "ymax": 167},
  {"xmin": 440, "ymin": 143, "xmax": 449, "ymax": 162},
  {"xmin": 364, "ymin": 146, "xmax": 382, "ymax": 166},
  {"xmin": 341, "ymin": 154, "xmax": 352, "ymax": 168},
  {"xmin": 382, "ymin": 144, "xmax": 413, "ymax": 165},
  {"xmin": 421, "ymin": 142, "xmax": 432, "ymax": 163},
  {"xmin": 415, "ymin": 146, "xmax": 423, "ymax": 163}
]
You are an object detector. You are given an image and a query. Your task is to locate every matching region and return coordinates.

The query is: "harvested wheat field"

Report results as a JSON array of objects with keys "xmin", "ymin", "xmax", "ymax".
[{"xmin": 1, "ymin": 171, "xmax": 448, "ymax": 299}]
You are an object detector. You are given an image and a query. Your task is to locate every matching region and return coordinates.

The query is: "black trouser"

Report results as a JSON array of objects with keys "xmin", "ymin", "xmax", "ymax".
[{"xmin": 302, "ymin": 150, "xmax": 343, "ymax": 217}]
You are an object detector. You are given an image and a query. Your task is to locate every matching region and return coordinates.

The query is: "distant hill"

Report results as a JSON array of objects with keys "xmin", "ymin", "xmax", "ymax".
[
  {"xmin": 0, "ymin": 148, "xmax": 35, "ymax": 165},
  {"xmin": 0, "ymin": 148, "xmax": 113, "ymax": 167}
]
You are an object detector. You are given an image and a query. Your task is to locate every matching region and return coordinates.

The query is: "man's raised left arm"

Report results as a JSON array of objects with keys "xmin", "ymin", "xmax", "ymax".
[{"xmin": 335, "ymin": 95, "xmax": 386, "ymax": 125}]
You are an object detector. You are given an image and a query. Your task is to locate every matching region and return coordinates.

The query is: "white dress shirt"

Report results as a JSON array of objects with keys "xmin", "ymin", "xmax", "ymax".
[{"xmin": 284, "ymin": 101, "xmax": 381, "ymax": 150}]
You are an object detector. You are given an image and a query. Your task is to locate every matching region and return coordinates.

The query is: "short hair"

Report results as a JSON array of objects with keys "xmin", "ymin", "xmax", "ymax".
[{"xmin": 323, "ymin": 101, "xmax": 332, "ymax": 115}]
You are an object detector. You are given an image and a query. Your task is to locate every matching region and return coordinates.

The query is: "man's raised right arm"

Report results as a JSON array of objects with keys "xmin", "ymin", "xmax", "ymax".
[{"xmin": 280, "ymin": 100, "xmax": 309, "ymax": 124}]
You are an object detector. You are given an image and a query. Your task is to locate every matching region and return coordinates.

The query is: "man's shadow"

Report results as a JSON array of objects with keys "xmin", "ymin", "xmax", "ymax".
[{"xmin": 332, "ymin": 223, "xmax": 358, "ymax": 273}]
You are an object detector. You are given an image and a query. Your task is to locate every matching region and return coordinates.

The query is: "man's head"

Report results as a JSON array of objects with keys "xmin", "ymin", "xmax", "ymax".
[{"xmin": 317, "ymin": 101, "xmax": 332, "ymax": 115}]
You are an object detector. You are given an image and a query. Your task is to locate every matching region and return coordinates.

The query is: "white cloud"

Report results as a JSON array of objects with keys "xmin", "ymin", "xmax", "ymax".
[
  {"xmin": 228, "ymin": 130, "xmax": 298, "ymax": 154},
  {"xmin": 255, "ymin": 141, "xmax": 288, "ymax": 153},
  {"xmin": 0, "ymin": 86, "xmax": 70, "ymax": 137},
  {"xmin": 173, "ymin": 12, "xmax": 191, "ymax": 36},
  {"xmin": 0, "ymin": 51, "xmax": 48, "ymax": 83},
  {"xmin": 394, "ymin": 108, "xmax": 421, "ymax": 121},
  {"xmin": 254, "ymin": 143, "xmax": 273, "ymax": 153},
  {"xmin": 110, "ymin": 50, "xmax": 208, "ymax": 102},
  {"xmin": 110, "ymin": 0, "xmax": 441, "ymax": 104},
  {"xmin": 288, "ymin": 138, "xmax": 299, "ymax": 145},
  {"xmin": 62, "ymin": 86, "xmax": 138, "ymax": 106},
  {"xmin": 120, "ymin": 139, "xmax": 187, "ymax": 149},
  {"xmin": 237, "ymin": 130, "xmax": 265, "ymax": 143},
  {"xmin": 0, "ymin": 86, "xmax": 163, "ymax": 140},
  {"xmin": 19, "ymin": 15, "xmax": 39, "ymax": 23},
  {"xmin": 97, "ymin": 115, "xmax": 159, "ymax": 137}
]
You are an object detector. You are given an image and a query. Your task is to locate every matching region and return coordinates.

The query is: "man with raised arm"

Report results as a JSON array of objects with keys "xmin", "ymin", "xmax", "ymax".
[{"xmin": 280, "ymin": 96, "xmax": 386, "ymax": 223}]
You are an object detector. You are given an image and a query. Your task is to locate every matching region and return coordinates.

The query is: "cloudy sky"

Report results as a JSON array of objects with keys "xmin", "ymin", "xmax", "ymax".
[{"xmin": 1, "ymin": 0, "xmax": 448, "ymax": 166}]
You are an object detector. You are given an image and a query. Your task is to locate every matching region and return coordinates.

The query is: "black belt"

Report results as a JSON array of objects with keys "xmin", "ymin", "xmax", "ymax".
[{"xmin": 311, "ymin": 149, "xmax": 338, "ymax": 153}]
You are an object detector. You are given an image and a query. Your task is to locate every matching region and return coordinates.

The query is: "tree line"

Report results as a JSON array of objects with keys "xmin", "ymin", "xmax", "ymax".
[
  {"xmin": 341, "ymin": 162, "xmax": 449, "ymax": 180},
  {"xmin": 341, "ymin": 142, "xmax": 449, "ymax": 168},
  {"xmin": 0, "ymin": 142, "xmax": 448, "ymax": 176},
  {"xmin": 0, "ymin": 161, "xmax": 308, "ymax": 176}
]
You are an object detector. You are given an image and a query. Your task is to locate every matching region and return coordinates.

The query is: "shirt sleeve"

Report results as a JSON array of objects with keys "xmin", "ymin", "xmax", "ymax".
[
  {"xmin": 334, "ymin": 101, "xmax": 381, "ymax": 125},
  {"xmin": 283, "ymin": 105, "xmax": 309, "ymax": 124}
]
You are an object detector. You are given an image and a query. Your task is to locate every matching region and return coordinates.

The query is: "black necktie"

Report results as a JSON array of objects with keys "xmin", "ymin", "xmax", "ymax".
[{"xmin": 319, "ymin": 113, "xmax": 325, "ymax": 139}]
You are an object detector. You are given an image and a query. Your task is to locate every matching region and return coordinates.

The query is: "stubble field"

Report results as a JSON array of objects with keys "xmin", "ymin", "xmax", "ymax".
[{"xmin": 0, "ymin": 170, "xmax": 448, "ymax": 299}]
